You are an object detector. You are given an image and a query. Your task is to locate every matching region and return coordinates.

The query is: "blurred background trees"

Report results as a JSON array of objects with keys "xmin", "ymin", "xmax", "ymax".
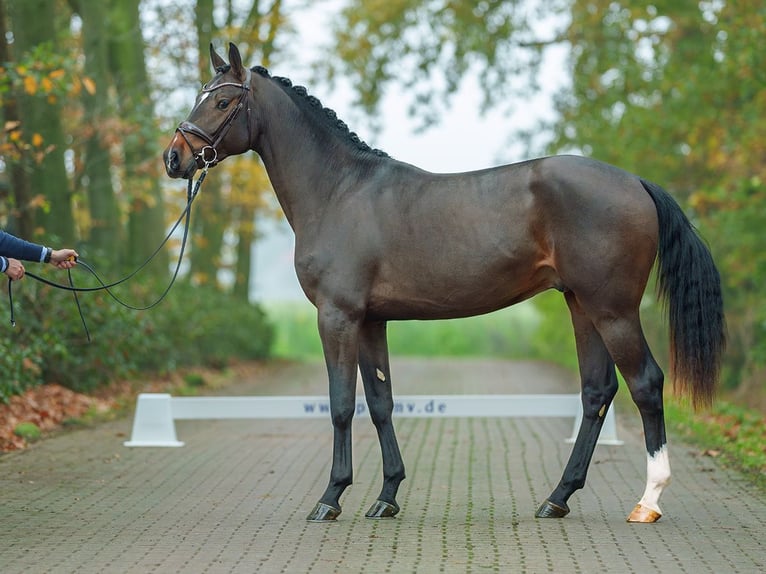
[{"xmin": 0, "ymin": 0, "xmax": 762, "ymax": 403}]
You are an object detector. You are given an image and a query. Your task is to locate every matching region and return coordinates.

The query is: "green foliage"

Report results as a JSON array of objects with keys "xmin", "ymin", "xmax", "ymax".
[
  {"xmin": 0, "ymin": 277, "xmax": 274, "ymax": 401},
  {"xmin": 665, "ymin": 399, "xmax": 766, "ymax": 489},
  {"xmin": 268, "ymin": 300, "xmax": 541, "ymax": 361},
  {"xmin": 13, "ymin": 421, "xmax": 42, "ymax": 442},
  {"xmin": 0, "ymin": 42, "xmax": 82, "ymax": 105},
  {"xmin": 526, "ymin": 291, "xmax": 578, "ymax": 375},
  {"xmin": 0, "ymin": 335, "xmax": 46, "ymax": 401},
  {"xmin": 268, "ymin": 301, "xmax": 323, "ymax": 360},
  {"xmin": 695, "ymin": 178, "xmax": 766, "ymax": 388},
  {"xmin": 387, "ymin": 305, "xmax": 538, "ymax": 359},
  {"xmin": 183, "ymin": 372, "xmax": 206, "ymax": 388},
  {"xmin": 324, "ymin": 0, "xmax": 569, "ymax": 128}
]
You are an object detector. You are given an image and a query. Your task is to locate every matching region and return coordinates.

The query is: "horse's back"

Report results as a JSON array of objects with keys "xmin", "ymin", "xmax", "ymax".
[{"xmin": 379, "ymin": 154, "xmax": 658, "ymax": 276}]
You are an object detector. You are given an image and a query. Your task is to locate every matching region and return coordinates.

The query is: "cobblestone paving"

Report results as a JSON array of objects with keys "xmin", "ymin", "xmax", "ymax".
[{"xmin": 1, "ymin": 359, "xmax": 764, "ymax": 573}]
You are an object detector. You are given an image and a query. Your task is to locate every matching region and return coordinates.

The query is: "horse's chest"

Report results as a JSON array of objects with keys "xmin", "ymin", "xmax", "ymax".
[{"xmin": 293, "ymin": 241, "xmax": 374, "ymax": 305}]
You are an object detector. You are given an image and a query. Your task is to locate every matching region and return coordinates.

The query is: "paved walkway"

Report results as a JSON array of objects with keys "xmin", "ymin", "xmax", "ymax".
[{"xmin": 1, "ymin": 358, "xmax": 764, "ymax": 573}]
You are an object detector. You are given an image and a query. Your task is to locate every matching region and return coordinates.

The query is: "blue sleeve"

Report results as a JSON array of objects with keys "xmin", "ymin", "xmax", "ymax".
[{"xmin": 0, "ymin": 230, "xmax": 45, "ymax": 262}]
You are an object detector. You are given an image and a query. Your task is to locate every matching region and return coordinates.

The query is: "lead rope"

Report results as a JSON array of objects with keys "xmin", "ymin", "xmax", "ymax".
[
  {"xmin": 67, "ymin": 266, "xmax": 90, "ymax": 341},
  {"xmin": 6, "ymin": 166, "xmax": 209, "ymax": 340},
  {"xmin": 8, "ymin": 269, "xmax": 92, "ymax": 343}
]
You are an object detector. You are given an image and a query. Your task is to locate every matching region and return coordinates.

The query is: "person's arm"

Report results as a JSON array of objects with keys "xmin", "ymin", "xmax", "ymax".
[
  {"xmin": 0, "ymin": 230, "xmax": 46, "ymax": 262},
  {"xmin": 0, "ymin": 231, "xmax": 78, "ymax": 277}
]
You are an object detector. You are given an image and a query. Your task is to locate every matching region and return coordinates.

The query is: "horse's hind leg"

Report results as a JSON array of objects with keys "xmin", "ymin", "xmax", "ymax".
[
  {"xmin": 358, "ymin": 320, "xmax": 405, "ymax": 518},
  {"xmin": 536, "ymin": 292, "xmax": 619, "ymax": 518},
  {"xmin": 596, "ymin": 316, "xmax": 669, "ymax": 523}
]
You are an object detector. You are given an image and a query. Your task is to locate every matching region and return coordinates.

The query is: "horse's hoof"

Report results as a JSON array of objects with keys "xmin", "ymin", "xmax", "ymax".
[
  {"xmin": 306, "ymin": 502, "xmax": 341, "ymax": 522},
  {"xmin": 365, "ymin": 499, "xmax": 400, "ymax": 519},
  {"xmin": 627, "ymin": 504, "xmax": 662, "ymax": 523},
  {"xmin": 535, "ymin": 499, "xmax": 570, "ymax": 518}
]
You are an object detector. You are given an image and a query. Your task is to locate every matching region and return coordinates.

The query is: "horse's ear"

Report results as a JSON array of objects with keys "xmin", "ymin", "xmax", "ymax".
[
  {"xmin": 228, "ymin": 42, "xmax": 245, "ymax": 80},
  {"xmin": 210, "ymin": 43, "xmax": 227, "ymax": 73}
]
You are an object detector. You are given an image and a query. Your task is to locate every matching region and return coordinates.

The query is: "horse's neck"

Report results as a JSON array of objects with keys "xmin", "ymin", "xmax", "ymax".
[{"xmin": 252, "ymin": 83, "xmax": 375, "ymax": 232}]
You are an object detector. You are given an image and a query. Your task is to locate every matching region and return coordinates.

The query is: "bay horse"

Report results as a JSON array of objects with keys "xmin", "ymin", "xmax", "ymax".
[{"xmin": 163, "ymin": 43, "xmax": 725, "ymax": 524}]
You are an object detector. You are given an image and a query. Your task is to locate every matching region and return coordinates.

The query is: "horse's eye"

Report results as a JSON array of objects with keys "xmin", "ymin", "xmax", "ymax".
[{"xmin": 217, "ymin": 99, "xmax": 230, "ymax": 110}]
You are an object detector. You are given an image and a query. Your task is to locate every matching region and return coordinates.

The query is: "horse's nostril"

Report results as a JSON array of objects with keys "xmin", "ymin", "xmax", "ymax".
[{"xmin": 169, "ymin": 150, "xmax": 180, "ymax": 172}]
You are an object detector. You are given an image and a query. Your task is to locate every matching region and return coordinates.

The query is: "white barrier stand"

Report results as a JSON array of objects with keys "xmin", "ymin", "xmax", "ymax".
[
  {"xmin": 123, "ymin": 394, "xmax": 184, "ymax": 447},
  {"xmin": 124, "ymin": 393, "xmax": 623, "ymax": 448}
]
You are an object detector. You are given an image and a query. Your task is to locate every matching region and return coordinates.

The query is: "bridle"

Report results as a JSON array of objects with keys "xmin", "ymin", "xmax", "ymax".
[{"xmin": 175, "ymin": 67, "xmax": 252, "ymax": 168}]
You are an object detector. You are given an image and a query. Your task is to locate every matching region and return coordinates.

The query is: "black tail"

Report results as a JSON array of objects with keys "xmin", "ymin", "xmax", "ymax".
[{"xmin": 641, "ymin": 179, "xmax": 726, "ymax": 409}]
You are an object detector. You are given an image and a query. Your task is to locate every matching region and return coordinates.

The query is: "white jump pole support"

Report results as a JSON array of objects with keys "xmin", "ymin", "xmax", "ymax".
[{"xmin": 123, "ymin": 394, "xmax": 184, "ymax": 447}]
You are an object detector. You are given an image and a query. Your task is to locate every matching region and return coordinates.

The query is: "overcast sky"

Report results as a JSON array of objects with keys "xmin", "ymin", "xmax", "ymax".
[{"xmin": 281, "ymin": 0, "xmax": 568, "ymax": 172}]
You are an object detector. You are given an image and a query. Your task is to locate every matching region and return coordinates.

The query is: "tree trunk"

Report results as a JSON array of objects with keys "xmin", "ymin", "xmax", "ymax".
[
  {"xmin": 0, "ymin": 0, "xmax": 33, "ymax": 237},
  {"xmin": 107, "ymin": 0, "xmax": 166, "ymax": 270},
  {"xmin": 8, "ymin": 0, "xmax": 75, "ymax": 243},
  {"xmin": 189, "ymin": 0, "xmax": 227, "ymax": 288},
  {"xmin": 77, "ymin": 0, "xmax": 121, "ymax": 260},
  {"xmin": 232, "ymin": 205, "xmax": 255, "ymax": 301}
]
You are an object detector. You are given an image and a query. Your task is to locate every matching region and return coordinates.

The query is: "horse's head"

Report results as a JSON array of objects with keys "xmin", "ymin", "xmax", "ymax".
[{"xmin": 163, "ymin": 42, "xmax": 253, "ymax": 179}]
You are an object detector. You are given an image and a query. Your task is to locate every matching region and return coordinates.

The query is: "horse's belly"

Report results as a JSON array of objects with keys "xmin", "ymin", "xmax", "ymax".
[{"xmin": 366, "ymin": 263, "xmax": 554, "ymax": 321}]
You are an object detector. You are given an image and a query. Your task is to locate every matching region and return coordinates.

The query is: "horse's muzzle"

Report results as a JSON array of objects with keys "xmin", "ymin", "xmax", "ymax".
[{"xmin": 163, "ymin": 145, "xmax": 197, "ymax": 180}]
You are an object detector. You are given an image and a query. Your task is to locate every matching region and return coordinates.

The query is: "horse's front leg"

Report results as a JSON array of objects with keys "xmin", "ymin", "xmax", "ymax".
[
  {"xmin": 358, "ymin": 320, "xmax": 405, "ymax": 519},
  {"xmin": 307, "ymin": 303, "xmax": 362, "ymax": 522}
]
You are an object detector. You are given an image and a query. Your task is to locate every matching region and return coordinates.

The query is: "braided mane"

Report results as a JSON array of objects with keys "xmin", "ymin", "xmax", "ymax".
[{"xmin": 251, "ymin": 65, "xmax": 388, "ymax": 158}]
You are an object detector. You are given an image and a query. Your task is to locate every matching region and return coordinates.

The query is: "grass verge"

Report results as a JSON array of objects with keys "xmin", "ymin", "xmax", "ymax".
[{"xmin": 664, "ymin": 398, "xmax": 766, "ymax": 490}]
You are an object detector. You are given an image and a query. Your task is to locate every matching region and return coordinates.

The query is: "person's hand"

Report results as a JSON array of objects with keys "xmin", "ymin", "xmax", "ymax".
[
  {"xmin": 50, "ymin": 249, "xmax": 79, "ymax": 269},
  {"xmin": 4, "ymin": 258, "xmax": 25, "ymax": 281}
]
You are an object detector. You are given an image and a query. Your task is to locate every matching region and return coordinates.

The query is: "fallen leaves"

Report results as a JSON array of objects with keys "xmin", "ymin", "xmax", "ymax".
[{"xmin": 0, "ymin": 384, "xmax": 113, "ymax": 452}]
